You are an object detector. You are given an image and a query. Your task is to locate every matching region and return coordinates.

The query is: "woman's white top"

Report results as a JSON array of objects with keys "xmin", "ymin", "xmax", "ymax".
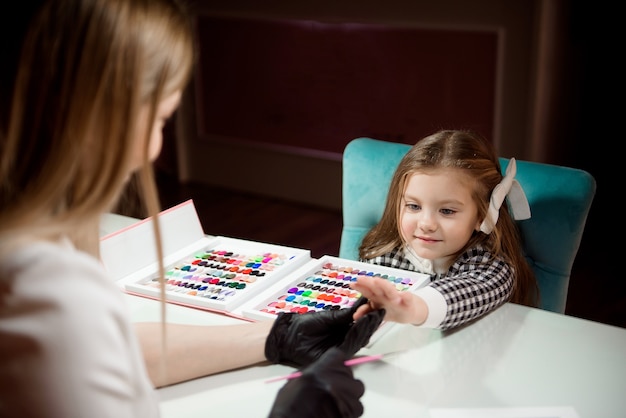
[{"xmin": 0, "ymin": 238, "xmax": 158, "ymax": 417}]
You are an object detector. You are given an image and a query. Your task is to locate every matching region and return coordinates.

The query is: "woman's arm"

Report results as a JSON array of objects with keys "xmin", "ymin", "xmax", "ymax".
[
  {"xmin": 136, "ymin": 299, "xmax": 386, "ymax": 388},
  {"xmin": 135, "ymin": 321, "xmax": 274, "ymax": 387}
]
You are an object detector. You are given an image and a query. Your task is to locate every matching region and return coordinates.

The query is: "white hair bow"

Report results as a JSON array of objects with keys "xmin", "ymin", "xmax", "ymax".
[{"xmin": 479, "ymin": 158, "xmax": 531, "ymax": 234}]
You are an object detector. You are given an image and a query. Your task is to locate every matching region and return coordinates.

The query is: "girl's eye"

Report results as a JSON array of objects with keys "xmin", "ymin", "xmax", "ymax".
[
  {"xmin": 406, "ymin": 203, "xmax": 420, "ymax": 211},
  {"xmin": 440, "ymin": 208, "xmax": 456, "ymax": 215}
]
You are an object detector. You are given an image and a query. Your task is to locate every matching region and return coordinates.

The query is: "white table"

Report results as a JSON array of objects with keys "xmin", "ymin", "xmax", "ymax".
[
  {"xmin": 102, "ymin": 213, "xmax": 626, "ymax": 418},
  {"xmin": 122, "ymin": 275, "xmax": 626, "ymax": 418}
]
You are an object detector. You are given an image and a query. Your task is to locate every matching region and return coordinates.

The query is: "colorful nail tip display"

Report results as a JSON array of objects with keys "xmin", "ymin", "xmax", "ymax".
[
  {"xmin": 252, "ymin": 260, "xmax": 419, "ymax": 317},
  {"xmin": 125, "ymin": 238, "xmax": 430, "ymax": 325},
  {"xmin": 125, "ymin": 237, "xmax": 310, "ymax": 312},
  {"xmin": 148, "ymin": 249, "xmax": 287, "ymax": 298}
]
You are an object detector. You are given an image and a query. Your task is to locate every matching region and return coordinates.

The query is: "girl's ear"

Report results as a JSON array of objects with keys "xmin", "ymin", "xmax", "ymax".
[{"xmin": 474, "ymin": 217, "xmax": 483, "ymax": 232}]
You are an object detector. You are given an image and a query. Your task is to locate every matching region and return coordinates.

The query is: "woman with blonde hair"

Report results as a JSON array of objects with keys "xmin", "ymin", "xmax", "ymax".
[{"xmin": 0, "ymin": 1, "xmax": 383, "ymax": 416}]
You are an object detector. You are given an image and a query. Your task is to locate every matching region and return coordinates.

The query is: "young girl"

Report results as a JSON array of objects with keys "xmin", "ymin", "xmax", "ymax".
[
  {"xmin": 0, "ymin": 1, "xmax": 382, "ymax": 416},
  {"xmin": 351, "ymin": 130, "xmax": 539, "ymax": 330}
]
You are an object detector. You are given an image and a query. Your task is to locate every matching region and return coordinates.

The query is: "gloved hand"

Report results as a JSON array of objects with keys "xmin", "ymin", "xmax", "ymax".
[
  {"xmin": 265, "ymin": 297, "xmax": 385, "ymax": 367},
  {"xmin": 268, "ymin": 347, "xmax": 365, "ymax": 418}
]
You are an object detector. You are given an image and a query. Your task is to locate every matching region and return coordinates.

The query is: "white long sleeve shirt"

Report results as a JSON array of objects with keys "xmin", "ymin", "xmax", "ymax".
[{"xmin": 0, "ymin": 238, "xmax": 158, "ymax": 417}]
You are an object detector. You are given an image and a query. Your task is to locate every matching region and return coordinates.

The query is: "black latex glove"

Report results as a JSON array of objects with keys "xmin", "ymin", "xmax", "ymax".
[
  {"xmin": 265, "ymin": 297, "xmax": 385, "ymax": 368},
  {"xmin": 268, "ymin": 347, "xmax": 365, "ymax": 418}
]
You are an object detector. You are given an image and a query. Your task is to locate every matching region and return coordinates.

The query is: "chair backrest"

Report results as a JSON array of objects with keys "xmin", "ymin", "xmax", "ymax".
[{"xmin": 339, "ymin": 137, "xmax": 596, "ymax": 313}]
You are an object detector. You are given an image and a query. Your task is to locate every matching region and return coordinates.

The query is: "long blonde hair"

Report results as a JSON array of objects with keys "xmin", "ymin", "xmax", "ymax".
[
  {"xmin": 359, "ymin": 130, "xmax": 539, "ymax": 307},
  {"xmin": 1, "ymin": 0, "xmax": 194, "ymax": 384},
  {"xmin": 0, "ymin": 0, "xmax": 193, "ymax": 257}
]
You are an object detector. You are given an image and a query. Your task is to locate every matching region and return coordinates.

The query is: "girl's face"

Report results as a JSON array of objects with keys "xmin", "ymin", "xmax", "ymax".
[
  {"xmin": 132, "ymin": 89, "xmax": 182, "ymax": 172},
  {"xmin": 400, "ymin": 168, "xmax": 481, "ymax": 260}
]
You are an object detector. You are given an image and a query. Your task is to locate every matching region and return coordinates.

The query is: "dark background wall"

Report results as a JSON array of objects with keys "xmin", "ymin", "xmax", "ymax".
[
  {"xmin": 193, "ymin": 16, "xmax": 498, "ymax": 155},
  {"xmin": 156, "ymin": 0, "xmax": 620, "ymax": 326}
]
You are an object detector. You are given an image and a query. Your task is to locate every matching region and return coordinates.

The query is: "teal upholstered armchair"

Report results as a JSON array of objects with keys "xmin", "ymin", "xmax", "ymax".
[{"xmin": 339, "ymin": 137, "xmax": 596, "ymax": 314}]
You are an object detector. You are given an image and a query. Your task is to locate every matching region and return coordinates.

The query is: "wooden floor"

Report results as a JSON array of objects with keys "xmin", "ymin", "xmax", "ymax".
[
  {"xmin": 147, "ymin": 170, "xmax": 625, "ymax": 330},
  {"xmin": 154, "ymin": 171, "xmax": 343, "ymax": 260}
]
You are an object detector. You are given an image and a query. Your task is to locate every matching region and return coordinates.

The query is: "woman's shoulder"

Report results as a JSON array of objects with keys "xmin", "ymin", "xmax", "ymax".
[
  {"xmin": 2, "ymin": 238, "xmax": 113, "ymax": 288},
  {"xmin": 1, "ymin": 237, "xmax": 127, "ymax": 325},
  {"xmin": 3, "ymin": 237, "xmax": 126, "ymax": 312}
]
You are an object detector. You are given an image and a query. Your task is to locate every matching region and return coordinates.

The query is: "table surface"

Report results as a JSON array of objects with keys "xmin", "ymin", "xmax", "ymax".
[
  {"xmin": 125, "ymin": 295, "xmax": 625, "ymax": 418},
  {"xmin": 102, "ymin": 213, "xmax": 626, "ymax": 418}
]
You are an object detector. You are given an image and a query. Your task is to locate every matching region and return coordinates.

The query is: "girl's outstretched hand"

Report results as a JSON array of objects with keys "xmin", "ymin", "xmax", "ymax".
[{"xmin": 351, "ymin": 276, "xmax": 428, "ymax": 325}]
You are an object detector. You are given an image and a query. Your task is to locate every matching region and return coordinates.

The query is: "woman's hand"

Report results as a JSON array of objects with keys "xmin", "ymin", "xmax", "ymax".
[
  {"xmin": 265, "ymin": 297, "xmax": 385, "ymax": 368},
  {"xmin": 268, "ymin": 347, "xmax": 365, "ymax": 418}
]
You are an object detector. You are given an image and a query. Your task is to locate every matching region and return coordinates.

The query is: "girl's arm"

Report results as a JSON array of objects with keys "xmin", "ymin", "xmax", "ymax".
[
  {"xmin": 351, "ymin": 277, "xmax": 429, "ymax": 325},
  {"xmin": 352, "ymin": 250, "xmax": 514, "ymax": 330}
]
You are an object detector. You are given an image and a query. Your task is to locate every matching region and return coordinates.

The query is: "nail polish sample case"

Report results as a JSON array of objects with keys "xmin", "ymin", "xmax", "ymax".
[
  {"xmin": 124, "ymin": 235, "xmax": 311, "ymax": 313},
  {"xmin": 102, "ymin": 199, "xmax": 430, "ymax": 342}
]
